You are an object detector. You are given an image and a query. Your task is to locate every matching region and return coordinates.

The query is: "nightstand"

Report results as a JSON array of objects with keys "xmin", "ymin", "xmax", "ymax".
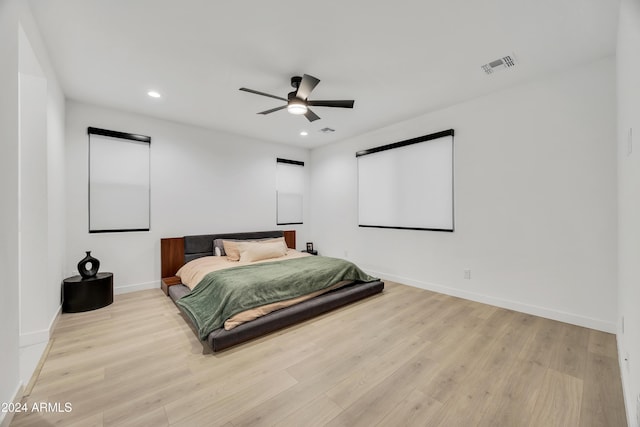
[
  {"xmin": 161, "ymin": 276, "xmax": 182, "ymax": 295},
  {"xmin": 302, "ymin": 250, "xmax": 318, "ymax": 255},
  {"xmin": 62, "ymin": 272, "xmax": 113, "ymax": 313}
]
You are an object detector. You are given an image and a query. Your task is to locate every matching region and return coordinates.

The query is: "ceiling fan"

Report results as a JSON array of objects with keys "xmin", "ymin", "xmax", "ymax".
[{"xmin": 239, "ymin": 74, "xmax": 354, "ymax": 122}]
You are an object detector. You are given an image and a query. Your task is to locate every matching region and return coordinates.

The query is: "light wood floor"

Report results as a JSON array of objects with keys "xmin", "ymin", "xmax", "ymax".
[{"xmin": 11, "ymin": 281, "xmax": 627, "ymax": 427}]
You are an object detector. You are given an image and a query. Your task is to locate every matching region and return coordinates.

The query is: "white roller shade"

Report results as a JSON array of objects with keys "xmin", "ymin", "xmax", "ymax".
[
  {"xmin": 276, "ymin": 159, "xmax": 304, "ymax": 225},
  {"xmin": 89, "ymin": 129, "xmax": 150, "ymax": 232},
  {"xmin": 357, "ymin": 130, "xmax": 454, "ymax": 231}
]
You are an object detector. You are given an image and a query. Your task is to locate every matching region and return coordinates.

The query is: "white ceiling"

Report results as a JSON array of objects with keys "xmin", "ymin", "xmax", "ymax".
[{"xmin": 29, "ymin": 0, "xmax": 619, "ymax": 148}]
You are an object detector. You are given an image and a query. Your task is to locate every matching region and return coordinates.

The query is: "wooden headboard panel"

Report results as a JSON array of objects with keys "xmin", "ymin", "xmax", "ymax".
[
  {"xmin": 160, "ymin": 237, "xmax": 185, "ymax": 279},
  {"xmin": 283, "ymin": 230, "xmax": 295, "ymax": 250},
  {"xmin": 161, "ymin": 230, "xmax": 296, "ymax": 279}
]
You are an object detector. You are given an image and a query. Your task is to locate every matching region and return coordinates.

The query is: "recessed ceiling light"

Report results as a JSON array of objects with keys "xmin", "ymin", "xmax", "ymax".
[
  {"xmin": 147, "ymin": 91, "xmax": 161, "ymax": 98},
  {"xmin": 300, "ymin": 131, "xmax": 308, "ymax": 136}
]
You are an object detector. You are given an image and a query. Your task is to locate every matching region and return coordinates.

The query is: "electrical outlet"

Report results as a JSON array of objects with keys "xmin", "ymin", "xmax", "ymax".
[
  {"xmin": 464, "ymin": 269, "xmax": 471, "ymax": 280},
  {"xmin": 344, "ymin": 250, "xmax": 348, "ymax": 259}
]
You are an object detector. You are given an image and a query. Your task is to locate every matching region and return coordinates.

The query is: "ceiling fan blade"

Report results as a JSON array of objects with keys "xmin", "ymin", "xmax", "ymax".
[
  {"xmin": 257, "ymin": 105, "xmax": 287, "ymax": 115},
  {"xmin": 304, "ymin": 109, "xmax": 320, "ymax": 122},
  {"xmin": 239, "ymin": 87, "xmax": 287, "ymax": 102},
  {"xmin": 307, "ymin": 100, "xmax": 355, "ymax": 108},
  {"xmin": 296, "ymin": 74, "xmax": 320, "ymax": 100}
]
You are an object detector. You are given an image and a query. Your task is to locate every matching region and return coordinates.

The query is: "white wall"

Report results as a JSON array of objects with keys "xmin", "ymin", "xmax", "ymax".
[
  {"xmin": 65, "ymin": 101, "xmax": 311, "ymax": 293},
  {"xmin": 0, "ymin": 1, "xmax": 23, "ymax": 422},
  {"xmin": 0, "ymin": 1, "xmax": 66, "ymax": 424},
  {"xmin": 617, "ymin": 0, "xmax": 640, "ymax": 425},
  {"xmin": 18, "ymin": 55, "xmax": 50, "ymax": 382},
  {"xmin": 310, "ymin": 56, "xmax": 617, "ymax": 332},
  {"xmin": 17, "ymin": 4, "xmax": 67, "ymax": 390}
]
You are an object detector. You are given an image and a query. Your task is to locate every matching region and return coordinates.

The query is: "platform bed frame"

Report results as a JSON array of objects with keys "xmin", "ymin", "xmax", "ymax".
[{"xmin": 160, "ymin": 230, "xmax": 384, "ymax": 351}]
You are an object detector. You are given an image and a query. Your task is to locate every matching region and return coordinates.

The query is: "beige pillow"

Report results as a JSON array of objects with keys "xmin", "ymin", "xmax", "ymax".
[
  {"xmin": 238, "ymin": 240, "xmax": 287, "ymax": 263},
  {"xmin": 223, "ymin": 237, "xmax": 287, "ymax": 261},
  {"xmin": 222, "ymin": 240, "xmax": 242, "ymax": 261}
]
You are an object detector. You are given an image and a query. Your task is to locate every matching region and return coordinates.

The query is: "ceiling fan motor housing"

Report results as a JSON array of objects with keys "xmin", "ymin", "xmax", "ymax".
[{"xmin": 291, "ymin": 76, "xmax": 302, "ymax": 89}]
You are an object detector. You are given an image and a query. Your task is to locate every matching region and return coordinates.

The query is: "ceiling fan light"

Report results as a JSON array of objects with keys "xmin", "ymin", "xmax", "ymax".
[{"xmin": 287, "ymin": 102, "xmax": 308, "ymax": 115}]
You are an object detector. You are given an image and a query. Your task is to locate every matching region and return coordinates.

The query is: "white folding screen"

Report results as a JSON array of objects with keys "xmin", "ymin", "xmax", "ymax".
[
  {"xmin": 276, "ymin": 158, "xmax": 304, "ymax": 225},
  {"xmin": 88, "ymin": 127, "xmax": 151, "ymax": 232},
  {"xmin": 357, "ymin": 129, "xmax": 454, "ymax": 231}
]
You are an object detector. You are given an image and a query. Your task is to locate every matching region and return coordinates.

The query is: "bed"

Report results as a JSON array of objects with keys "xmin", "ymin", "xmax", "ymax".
[{"xmin": 160, "ymin": 230, "xmax": 384, "ymax": 351}]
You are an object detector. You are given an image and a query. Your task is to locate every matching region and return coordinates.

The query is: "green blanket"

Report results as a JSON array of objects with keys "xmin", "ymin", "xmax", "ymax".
[{"xmin": 176, "ymin": 256, "xmax": 377, "ymax": 340}]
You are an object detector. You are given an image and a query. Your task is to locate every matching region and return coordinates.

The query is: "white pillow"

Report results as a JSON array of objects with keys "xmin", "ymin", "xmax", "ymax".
[{"xmin": 238, "ymin": 240, "xmax": 287, "ymax": 263}]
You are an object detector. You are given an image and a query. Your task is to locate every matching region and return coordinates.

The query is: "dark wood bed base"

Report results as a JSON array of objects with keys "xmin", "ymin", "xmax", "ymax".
[
  {"xmin": 160, "ymin": 229, "xmax": 384, "ymax": 351},
  {"xmin": 169, "ymin": 280, "xmax": 384, "ymax": 351}
]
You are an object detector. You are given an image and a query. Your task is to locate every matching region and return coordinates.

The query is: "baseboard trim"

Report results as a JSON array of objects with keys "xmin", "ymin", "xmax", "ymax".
[
  {"xmin": 49, "ymin": 304, "xmax": 61, "ymax": 335},
  {"xmin": 23, "ymin": 338, "xmax": 54, "ymax": 397},
  {"xmin": 0, "ymin": 383, "xmax": 24, "ymax": 427},
  {"xmin": 18, "ymin": 305, "xmax": 61, "ymax": 390},
  {"xmin": 19, "ymin": 304, "xmax": 61, "ymax": 348},
  {"xmin": 617, "ymin": 336, "xmax": 633, "ymax": 427},
  {"xmin": 19, "ymin": 328, "xmax": 49, "ymax": 348},
  {"xmin": 365, "ymin": 268, "xmax": 616, "ymax": 333},
  {"xmin": 114, "ymin": 280, "xmax": 160, "ymax": 295}
]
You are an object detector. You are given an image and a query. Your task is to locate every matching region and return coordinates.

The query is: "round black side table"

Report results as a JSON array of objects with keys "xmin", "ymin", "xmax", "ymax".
[{"xmin": 62, "ymin": 272, "xmax": 114, "ymax": 313}]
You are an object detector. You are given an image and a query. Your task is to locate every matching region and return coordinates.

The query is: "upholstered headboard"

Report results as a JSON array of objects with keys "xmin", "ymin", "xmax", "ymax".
[{"xmin": 161, "ymin": 230, "xmax": 296, "ymax": 279}]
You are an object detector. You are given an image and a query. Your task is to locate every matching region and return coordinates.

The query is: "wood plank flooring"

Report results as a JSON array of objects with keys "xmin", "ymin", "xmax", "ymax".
[{"xmin": 11, "ymin": 281, "xmax": 627, "ymax": 426}]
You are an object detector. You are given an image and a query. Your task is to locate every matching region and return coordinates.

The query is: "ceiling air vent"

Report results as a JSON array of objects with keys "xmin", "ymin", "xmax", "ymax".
[
  {"xmin": 481, "ymin": 55, "xmax": 516, "ymax": 75},
  {"xmin": 320, "ymin": 127, "xmax": 335, "ymax": 133}
]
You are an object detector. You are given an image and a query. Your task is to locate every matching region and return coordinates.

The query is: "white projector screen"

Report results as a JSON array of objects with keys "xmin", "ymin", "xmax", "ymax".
[
  {"xmin": 357, "ymin": 129, "xmax": 454, "ymax": 231},
  {"xmin": 88, "ymin": 127, "xmax": 151, "ymax": 233}
]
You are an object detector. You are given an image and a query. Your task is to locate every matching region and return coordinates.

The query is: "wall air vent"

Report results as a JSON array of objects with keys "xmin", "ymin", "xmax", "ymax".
[
  {"xmin": 481, "ymin": 55, "xmax": 516, "ymax": 75},
  {"xmin": 320, "ymin": 127, "xmax": 335, "ymax": 133}
]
